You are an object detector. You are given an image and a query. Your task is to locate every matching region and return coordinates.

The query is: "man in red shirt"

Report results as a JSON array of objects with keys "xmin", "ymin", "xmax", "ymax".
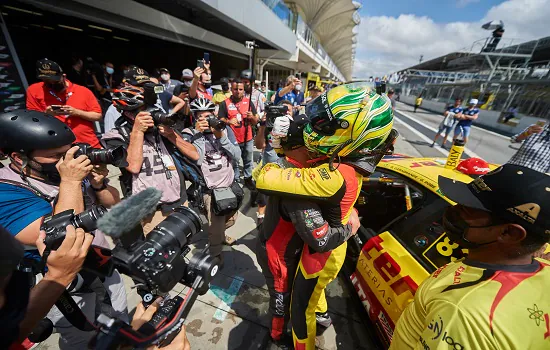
[
  {"xmin": 26, "ymin": 58, "xmax": 102, "ymax": 148},
  {"xmin": 218, "ymin": 80, "xmax": 259, "ymax": 187}
]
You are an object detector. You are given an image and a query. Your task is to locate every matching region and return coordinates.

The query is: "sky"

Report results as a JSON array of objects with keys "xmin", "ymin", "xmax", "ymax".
[{"xmin": 352, "ymin": 0, "xmax": 550, "ymax": 78}]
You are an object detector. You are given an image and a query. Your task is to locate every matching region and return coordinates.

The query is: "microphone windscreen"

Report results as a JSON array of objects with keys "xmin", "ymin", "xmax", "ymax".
[{"xmin": 97, "ymin": 188, "xmax": 162, "ymax": 239}]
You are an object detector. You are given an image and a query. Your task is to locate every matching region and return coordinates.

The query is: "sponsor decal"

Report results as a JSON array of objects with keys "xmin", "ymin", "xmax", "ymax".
[
  {"xmin": 305, "ymin": 218, "xmax": 314, "ymax": 228},
  {"xmin": 274, "ymin": 292, "xmax": 285, "ymax": 316},
  {"xmin": 320, "ymin": 92, "xmax": 334, "ymax": 121},
  {"xmin": 432, "ymin": 264, "xmax": 448, "ymax": 279},
  {"xmin": 308, "ymin": 172, "xmax": 316, "ymax": 180},
  {"xmin": 295, "ymin": 171, "xmax": 301, "ymax": 178},
  {"xmin": 528, "ymin": 304, "xmax": 545, "ymax": 327},
  {"xmin": 453, "ymin": 266, "xmax": 466, "ymax": 284},
  {"xmin": 312, "ymin": 224, "xmax": 328, "ymax": 238},
  {"xmin": 426, "ymin": 315, "xmax": 464, "ymax": 349},
  {"xmin": 378, "ymin": 312, "xmax": 394, "ymax": 342},
  {"xmin": 350, "ymin": 273, "xmax": 371, "ymax": 314}
]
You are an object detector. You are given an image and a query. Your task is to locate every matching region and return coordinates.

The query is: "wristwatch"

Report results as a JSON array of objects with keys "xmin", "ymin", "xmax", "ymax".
[{"xmin": 91, "ymin": 179, "xmax": 108, "ymax": 191}]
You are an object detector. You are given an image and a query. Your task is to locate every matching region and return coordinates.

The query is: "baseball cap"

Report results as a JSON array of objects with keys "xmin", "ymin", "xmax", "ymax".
[
  {"xmin": 181, "ymin": 69, "xmax": 193, "ymax": 80},
  {"xmin": 159, "ymin": 68, "xmax": 169, "ymax": 73},
  {"xmin": 469, "ymin": 98, "xmax": 479, "ymax": 105},
  {"xmin": 36, "ymin": 58, "xmax": 63, "ymax": 81},
  {"xmin": 456, "ymin": 158, "xmax": 491, "ymax": 176},
  {"xmin": 124, "ymin": 66, "xmax": 152, "ymax": 85},
  {"xmin": 438, "ymin": 164, "xmax": 550, "ymax": 239}
]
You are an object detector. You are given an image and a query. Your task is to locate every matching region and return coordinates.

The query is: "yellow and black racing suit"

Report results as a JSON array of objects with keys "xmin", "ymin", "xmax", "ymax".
[{"xmin": 256, "ymin": 157, "xmax": 362, "ymax": 349}]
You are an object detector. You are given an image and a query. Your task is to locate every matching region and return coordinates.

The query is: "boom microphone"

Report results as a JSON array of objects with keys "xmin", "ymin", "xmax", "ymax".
[{"xmin": 97, "ymin": 188, "xmax": 162, "ymax": 239}]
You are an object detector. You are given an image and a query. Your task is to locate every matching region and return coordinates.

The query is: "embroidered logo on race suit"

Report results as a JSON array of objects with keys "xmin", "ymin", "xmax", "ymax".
[
  {"xmin": 313, "ymin": 223, "xmax": 329, "ymax": 238},
  {"xmin": 274, "ymin": 292, "xmax": 285, "ymax": 316},
  {"xmin": 453, "ymin": 266, "xmax": 466, "ymax": 284},
  {"xmin": 295, "ymin": 171, "xmax": 301, "ymax": 178},
  {"xmin": 305, "ymin": 218, "xmax": 314, "ymax": 228},
  {"xmin": 317, "ymin": 168, "xmax": 331, "ymax": 180}
]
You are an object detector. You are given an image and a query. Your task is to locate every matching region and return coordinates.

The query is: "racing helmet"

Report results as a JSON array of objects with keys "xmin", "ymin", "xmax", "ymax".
[
  {"xmin": 189, "ymin": 98, "xmax": 216, "ymax": 114},
  {"xmin": 303, "ymin": 82, "xmax": 394, "ymax": 159},
  {"xmin": 112, "ymin": 86, "xmax": 145, "ymax": 111},
  {"xmin": 457, "ymin": 157, "xmax": 491, "ymax": 175},
  {"xmin": 0, "ymin": 109, "xmax": 75, "ymax": 154}
]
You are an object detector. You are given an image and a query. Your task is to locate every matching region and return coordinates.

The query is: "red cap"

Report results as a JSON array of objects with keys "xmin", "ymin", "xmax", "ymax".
[{"xmin": 456, "ymin": 157, "xmax": 491, "ymax": 175}]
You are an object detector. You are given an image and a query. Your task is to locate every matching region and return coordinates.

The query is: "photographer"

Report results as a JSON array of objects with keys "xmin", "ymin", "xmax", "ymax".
[
  {"xmin": 186, "ymin": 98, "xmax": 242, "ymax": 265},
  {"xmin": 0, "ymin": 225, "xmax": 93, "ymax": 348},
  {"xmin": 253, "ymin": 99, "xmax": 292, "ymax": 225},
  {"xmin": 218, "ymin": 80, "xmax": 260, "ymax": 188},
  {"xmin": 0, "ymin": 110, "xmax": 126, "ymax": 349},
  {"xmin": 189, "ymin": 61, "xmax": 213, "ymax": 100},
  {"xmin": 104, "ymin": 86, "xmax": 199, "ymax": 233}
]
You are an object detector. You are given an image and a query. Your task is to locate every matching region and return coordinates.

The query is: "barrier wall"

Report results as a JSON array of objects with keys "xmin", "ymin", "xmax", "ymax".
[{"xmin": 399, "ymin": 95, "xmax": 541, "ymax": 136}]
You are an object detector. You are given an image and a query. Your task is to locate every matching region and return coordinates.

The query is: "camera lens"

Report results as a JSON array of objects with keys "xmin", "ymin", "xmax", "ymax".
[
  {"xmin": 73, "ymin": 205, "xmax": 107, "ymax": 232},
  {"xmin": 146, "ymin": 207, "xmax": 202, "ymax": 250},
  {"xmin": 86, "ymin": 146, "xmax": 127, "ymax": 166}
]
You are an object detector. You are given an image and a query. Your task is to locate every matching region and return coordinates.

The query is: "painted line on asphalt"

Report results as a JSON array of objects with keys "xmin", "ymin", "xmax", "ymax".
[
  {"xmin": 209, "ymin": 276, "xmax": 245, "ymax": 321},
  {"xmin": 393, "ymin": 116, "xmax": 448, "ymax": 157},
  {"xmin": 395, "ymin": 109, "xmax": 483, "ymax": 159}
]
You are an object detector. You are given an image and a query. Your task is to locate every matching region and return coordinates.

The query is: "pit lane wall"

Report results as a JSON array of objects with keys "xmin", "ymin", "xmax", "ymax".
[{"xmin": 399, "ymin": 95, "xmax": 542, "ymax": 137}]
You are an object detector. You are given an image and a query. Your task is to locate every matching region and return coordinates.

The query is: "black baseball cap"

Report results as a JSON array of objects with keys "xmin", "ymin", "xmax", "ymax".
[
  {"xmin": 36, "ymin": 58, "xmax": 63, "ymax": 81},
  {"xmin": 159, "ymin": 68, "xmax": 169, "ymax": 73},
  {"xmin": 282, "ymin": 114, "xmax": 309, "ymax": 150},
  {"xmin": 124, "ymin": 66, "xmax": 152, "ymax": 85},
  {"xmin": 439, "ymin": 164, "xmax": 550, "ymax": 239}
]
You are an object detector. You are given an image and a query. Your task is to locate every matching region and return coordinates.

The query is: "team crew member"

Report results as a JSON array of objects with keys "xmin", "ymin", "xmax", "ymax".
[
  {"xmin": 26, "ymin": 58, "xmax": 102, "ymax": 148},
  {"xmin": 432, "ymin": 98, "xmax": 463, "ymax": 148},
  {"xmin": 454, "ymin": 98, "xmax": 479, "ymax": 144},
  {"xmin": 391, "ymin": 164, "xmax": 550, "ymax": 350},
  {"xmin": 0, "ymin": 110, "xmax": 126, "ymax": 349},
  {"xmin": 508, "ymin": 121, "xmax": 550, "ymax": 172},
  {"xmin": 257, "ymin": 83, "xmax": 395, "ymax": 349},
  {"xmin": 218, "ymin": 80, "xmax": 260, "ymax": 187}
]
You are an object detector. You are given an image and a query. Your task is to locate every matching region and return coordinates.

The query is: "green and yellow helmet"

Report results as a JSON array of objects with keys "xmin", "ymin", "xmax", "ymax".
[{"xmin": 303, "ymin": 82, "xmax": 394, "ymax": 159}]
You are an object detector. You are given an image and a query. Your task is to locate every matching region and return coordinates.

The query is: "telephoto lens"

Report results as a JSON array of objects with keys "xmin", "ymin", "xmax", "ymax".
[
  {"xmin": 146, "ymin": 206, "xmax": 202, "ymax": 250},
  {"xmin": 74, "ymin": 143, "xmax": 128, "ymax": 167}
]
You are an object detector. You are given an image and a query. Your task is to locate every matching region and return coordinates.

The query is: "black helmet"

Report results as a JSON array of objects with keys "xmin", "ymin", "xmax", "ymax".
[
  {"xmin": 0, "ymin": 110, "xmax": 75, "ymax": 154},
  {"xmin": 240, "ymin": 69, "xmax": 255, "ymax": 81},
  {"xmin": 112, "ymin": 86, "xmax": 145, "ymax": 111}
]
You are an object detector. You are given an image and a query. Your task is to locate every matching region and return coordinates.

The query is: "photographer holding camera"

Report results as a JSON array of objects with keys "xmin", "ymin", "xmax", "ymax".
[
  {"xmin": 104, "ymin": 86, "xmax": 199, "ymax": 233},
  {"xmin": 218, "ymin": 80, "xmax": 260, "ymax": 188},
  {"xmin": 0, "ymin": 110, "xmax": 127, "ymax": 349},
  {"xmin": 0, "ymin": 225, "xmax": 93, "ymax": 348},
  {"xmin": 185, "ymin": 98, "xmax": 242, "ymax": 264}
]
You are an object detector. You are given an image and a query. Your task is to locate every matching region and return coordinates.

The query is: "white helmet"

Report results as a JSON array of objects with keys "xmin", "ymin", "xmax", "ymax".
[
  {"xmin": 189, "ymin": 98, "xmax": 215, "ymax": 113},
  {"xmin": 469, "ymin": 98, "xmax": 479, "ymax": 105}
]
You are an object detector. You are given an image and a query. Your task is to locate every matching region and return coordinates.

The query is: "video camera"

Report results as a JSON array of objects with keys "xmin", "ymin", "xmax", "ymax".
[
  {"xmin": 38, "ymin": 189, "xmax": 219, "ymax": 348},
  {"xmin": 74, "ymin": 143, "xmax": 128, "ymax": 167},
  {"xmin": 142, "ymin": 82, "xmax": 180, "ymax": 127},
  {"xmin": 265, "ymin": 103, "xmax": 289, "ymax": 128}
]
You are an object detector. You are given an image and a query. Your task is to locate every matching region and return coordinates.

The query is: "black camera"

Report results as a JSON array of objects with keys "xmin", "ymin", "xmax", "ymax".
[
  {"xmin": 142, "ymin": 82, "xmax": 179, "ymax": 127},
  {"xmin": 74, "ymin": 143, "xmax": 128, "ymax": 167},
  {"xmin": 41, "ymin": 205, "xmax": 107, "ymax": 250},
  {"xmin": 111, "ymin": 207, "xmax": 217, "ymax": 297},
  {"xmin": 265, "ymin": 103, "xmax": 289, "ymax": 128},
  {"xmin": 206, "ymin": 114, "xmax": 226, "ymax": 132}
]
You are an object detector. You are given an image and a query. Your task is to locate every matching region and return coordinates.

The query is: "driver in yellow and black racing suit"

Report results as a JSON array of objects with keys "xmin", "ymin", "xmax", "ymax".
[{"xmin": 255, "ymin": 82, "xmax": 397, "ymax": 350}]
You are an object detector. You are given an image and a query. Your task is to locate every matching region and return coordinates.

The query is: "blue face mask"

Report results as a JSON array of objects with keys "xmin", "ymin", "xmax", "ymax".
[{"xmin": 106, "ymin": 67, "xmax": 114, "ymax": 75}]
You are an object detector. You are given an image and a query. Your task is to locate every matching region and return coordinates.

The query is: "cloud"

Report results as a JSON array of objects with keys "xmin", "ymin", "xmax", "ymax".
[
  {"xmin": 457, "ymin": 0, "xmax": 481, "ymax": 8},
  {"xmin": 353, "ymin": 0, "xmax": 550, "ymax": 79}
]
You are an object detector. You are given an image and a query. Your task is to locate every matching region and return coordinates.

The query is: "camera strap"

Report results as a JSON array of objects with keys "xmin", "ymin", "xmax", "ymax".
[{"xmin": 55, "ymin": 290, "xmax": 97, "ymax": 332}]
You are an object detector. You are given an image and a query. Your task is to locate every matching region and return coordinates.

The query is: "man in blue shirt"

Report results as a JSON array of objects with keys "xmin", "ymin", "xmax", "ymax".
[
  {"xmin": 454, "ymin": 98, "xmax": 479, "ymax": 144},
  {"xmin": 0, "ymin": 109, "xmax": 126, "ymax": 349},
  {"xmin": 432, "ymin": 98, "xmax": 463, "ymax": 148},
  {"xmin": 274, "ymin": 75, "xmax": 299, "ymax": 105}
]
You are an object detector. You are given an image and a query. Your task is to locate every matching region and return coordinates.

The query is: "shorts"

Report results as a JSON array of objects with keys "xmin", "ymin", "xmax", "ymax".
[
  {"xmin": 437, "ymin": 124, "xmax": 453, "ymax": 135},
  {"xmin": 454, "ymin": 125, "xmax": 471, "ymax": 138}
]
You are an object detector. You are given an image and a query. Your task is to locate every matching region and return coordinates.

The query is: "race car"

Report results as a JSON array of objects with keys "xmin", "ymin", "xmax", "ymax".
[{"xmin": 341, "ymin": 154, "xmax": 498, "ymax": 348}]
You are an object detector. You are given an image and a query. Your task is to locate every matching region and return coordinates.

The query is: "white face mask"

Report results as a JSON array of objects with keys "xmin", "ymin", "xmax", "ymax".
[
  {"xmin": 184, "ymin": 80, "xmax": 192, "ymax": 87},
  {"xmin": 106, "ymin": 67, "xmax": 114, "ymax": 75},
  {"xmin": 161, "ymin": 74, "xmax": 170, "ymax": 81},
  {"xmin": 295, "ymin": 84, "xmax": 302, "ymax": 91}
]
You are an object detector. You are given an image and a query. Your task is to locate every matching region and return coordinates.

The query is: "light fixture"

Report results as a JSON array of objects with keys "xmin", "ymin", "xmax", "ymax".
[
  {"xmin": 89, "ymin": 35, "xmax": 105, "ymax": 40},
  {"xmin": 113, "ymin": 36, "xmax": 129, "ymax": 42},
  {"xmin": 88, "ymin": 24, "xmax": 112, "ymax": 32},
  {"xmin": 3, "ymin": 5, "xmax": 42, "ymax": 16},
  {"xmin": 43, "ymin": 26, "xmax": 55, "ymax": 30},
  {"xmin": 58, "ymin": 24, "xmax": 83, "ymax": 32}
]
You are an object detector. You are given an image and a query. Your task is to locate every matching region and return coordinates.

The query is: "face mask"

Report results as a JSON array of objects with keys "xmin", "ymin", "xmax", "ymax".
[
  {"xmin": 31, "ymin": 158, "xmax": 61, "ymax": 184},
  {"xmin": 184, "ymin": 80, "xmax": 192, "ymax": 88},
  {"xmin": 106, "ymin": 67, "xmax": 114, "ymax": 75},
  {"xmin": 161, "ymin": 74, "xmax": 170, "ymax": 81},
  {"xmin": 442, "ymin": 207, "xmax": 499, "ymax": 249},
  {"xmin": 203, "ymin": 82, "xmax": 212, "ymax": 89},
  {"xmin": 295, "ymin": 84, "xmax": 302, "ymax": 91},
  {"xmin": 46, "ymin": 81, "xmax": 65, "ymax": 93}
]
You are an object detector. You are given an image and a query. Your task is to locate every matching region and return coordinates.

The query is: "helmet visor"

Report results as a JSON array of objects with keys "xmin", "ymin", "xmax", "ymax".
[{"xmin": 305, "ymin": 93, "xmax": 339, "ymax": 136}]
